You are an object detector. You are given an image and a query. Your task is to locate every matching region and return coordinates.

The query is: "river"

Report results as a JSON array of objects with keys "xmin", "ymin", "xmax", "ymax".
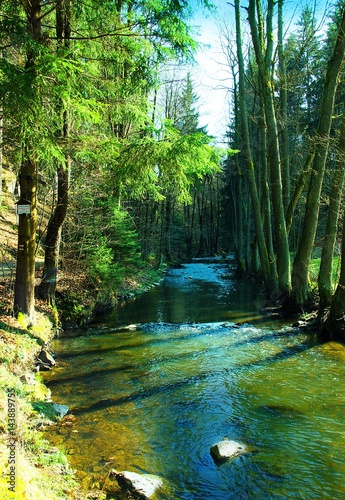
[{"xmin": 42, "ymin": 257, "xmax": 345, "ymax": 499}]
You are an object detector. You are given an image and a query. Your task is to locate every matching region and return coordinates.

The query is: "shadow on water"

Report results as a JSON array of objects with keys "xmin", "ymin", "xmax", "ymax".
[
  {"xmin": 46, "ymin": 327, "xmax": 312, "ymax": 387},
  {"xmin": 43, "ymin": 259, "xmax": 345, "ymax": 499},
  {"xmin": 71, "ymin": 338, "xmax": 314, "ymax": 416},
  {"xmin": 51, "ymin": 323, "xmax": 301, "ymax": 362}
]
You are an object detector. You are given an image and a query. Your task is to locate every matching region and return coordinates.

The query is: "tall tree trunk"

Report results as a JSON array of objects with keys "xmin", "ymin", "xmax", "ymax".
[
  {"xmin": 164, "ymin": 196, "xmax": 173, "ymax": 262},
  {"xmin": 278, "ymin": 0, "xmax": 290, "ymax": 212},
  {"xmin": 0, "ymin": 110, "xmax": 2, "ymax": 202},
  {"xmin": 38, "ymin": 162, "xmax": 69, "ymax": 304},
  {"xmin": 258, "ymin": 104, "xmax": 276, "ymax": 280},
  {"xmin": 14, "ymin": 0, "xmax": 41, "ymax": 323},
  {"xmin": 38, "ymin": 0, "xmax": 71, "ymax": 305},
  {"xmin": 248, "ymin": 0, "xmax": 291, "ymax": 296},
  {"xmin": 290, "ymin": 7, "xmax": 345, "ymax": 310},
  {"xmin": 324, "ymin": 209, "xmax": 345, "ymax": 340},
  {"xmin": 227, "ymin": 68, "xmax": 246, "ymax": 272},
  {"xmin": 197, "ymin": 187, "xmax": 206, "ymax": 256},
  {"xmin": 184, "ymin": 203, "xmax": 193, "ymax": 259},
  {"xmin": 234, "ymin": 0, "xmax": 275, "ymax": 291},
  {"xmin": 14, "ymin": 157, "xmax": 38, "ymax": 322},
  {"xmin": 285, "ymin": 151, "xmax": 314, "ymax": 234},
  {"xmin": 318, "ymin": 113, "xmax": 345, "ymax": 311}
]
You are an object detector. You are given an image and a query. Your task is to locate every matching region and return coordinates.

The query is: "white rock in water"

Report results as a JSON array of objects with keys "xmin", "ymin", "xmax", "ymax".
[
  {"xmin": 119, "ymin": 471, "xmax": 163, "ymax": 498},
  {"xmin": 211, "ymin": 439, "xmax": 246, "ymax": 460}
]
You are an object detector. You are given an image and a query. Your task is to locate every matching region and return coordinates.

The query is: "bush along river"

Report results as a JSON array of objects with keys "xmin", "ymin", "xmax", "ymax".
[{"xmin": 42, "ymin": 257, "xmax": 345, "ymax": 499}]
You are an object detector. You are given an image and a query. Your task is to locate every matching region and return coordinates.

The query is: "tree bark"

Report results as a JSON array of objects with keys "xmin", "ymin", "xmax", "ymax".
[
  {"xmin": 14, "ymin": 0, "xmax": 41, "ymax": 323},
  {"xmin": 248, "ymin": 0, "xmax": 291, "ymax": 296},
  {"xmin": 234, "ymin": 0, "xmax": 275, "ymax": 291},
  {"xmin": 14, "ymin": 157, "xmax": 38, "ymax": 323},
  {"xmin": 0, "ymin": 111, "xmax": 2, "ymax": 201},
  {"xmin": 318, "ymin": 113, "xmax": 345, "ymax": 311},
  {"xmin": 38, "ymin": 0, "xmax": 71, "ymax": 305},
  {"xmin": 38, "ymin": 163, "xmax": 69, "ymax": 305},
  {"xmin": 258, "ymin": 103, "xmax": 276, "ymax": 281},
  {"xmin": 290, "ymin": 6, "xmax": 345, "ymax": 310},
  {"xmin": 278, "ymin": 0, "xmax": 290, "ymax": 212},
  {"xmin": 324, "ymin": 210, "xmax": 345, "ymax": 340}
]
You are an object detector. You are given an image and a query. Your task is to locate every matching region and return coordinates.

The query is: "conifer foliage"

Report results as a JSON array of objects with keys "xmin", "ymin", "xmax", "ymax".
[{"xmin": 0, "ymin": 0, "xmax": 221, "ymax": 321}]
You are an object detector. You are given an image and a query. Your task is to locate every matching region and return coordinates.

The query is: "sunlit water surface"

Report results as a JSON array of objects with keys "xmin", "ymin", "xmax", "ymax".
[{"xmin": 43, "ymin": 258, "xmax": 345, "ymax": 499}]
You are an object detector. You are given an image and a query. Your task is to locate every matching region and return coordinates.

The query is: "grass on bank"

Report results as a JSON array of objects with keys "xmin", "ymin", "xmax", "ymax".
[
  {"xmin": 309, "ymin": 255, "xmax": 340, "ymax": 282},
  {"xmin": 0, "ymin": 312, "xmax": 84, "ymax": 500},
  {"xmin": 0, "ymin": 260, "xmax": 166, "ymax": 500}
]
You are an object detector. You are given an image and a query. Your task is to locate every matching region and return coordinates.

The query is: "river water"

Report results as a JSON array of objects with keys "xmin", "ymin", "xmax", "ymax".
[{"xmin": 43, "ymin": 258, "xmax": 345, "ymax": 499}]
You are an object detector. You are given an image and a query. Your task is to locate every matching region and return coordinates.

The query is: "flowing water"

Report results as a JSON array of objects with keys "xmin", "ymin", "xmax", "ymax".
[{"xmin": 42, "ymin": 258, "xmax": 345, "ymax": 499}]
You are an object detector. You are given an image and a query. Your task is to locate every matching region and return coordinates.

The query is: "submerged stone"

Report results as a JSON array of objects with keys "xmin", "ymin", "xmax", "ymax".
[
  {"xmin": 260, "ymin": 404, "xmax": 305, "ymax": 417},
  {"xmin": 211, "ymin": 439, "xmax": 247, "ymax": 462},
  {"xmin": 111, "ymin": 470, "xmax": 163, "ymax": 499},
  {"xmin": 32, "ymin": 401, "xmax": 69, "ymax": 420},
  {"xmin": 52, "ymin": 403, "xmax": 69, "ymax": 417}
]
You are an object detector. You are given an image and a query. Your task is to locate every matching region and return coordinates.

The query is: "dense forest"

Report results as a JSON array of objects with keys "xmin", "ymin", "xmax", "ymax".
[{"xmin": 1, "ymin": 0, "xmax": 345, "ymax": 340}]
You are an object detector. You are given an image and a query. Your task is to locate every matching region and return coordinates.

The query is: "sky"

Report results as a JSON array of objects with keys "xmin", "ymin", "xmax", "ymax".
[
  {"xmin": 189, "ymin": 0, "xmax": 330, "ymax": 144},
  {"xmin": 190, "ymin": 1, "xmax": 232, "ymax": 144}
]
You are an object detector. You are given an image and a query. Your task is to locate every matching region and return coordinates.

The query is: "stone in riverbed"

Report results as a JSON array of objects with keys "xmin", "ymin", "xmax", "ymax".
[
  {"xmin": 210, "ymin": 439, "xmax": 247, "ymax": 462},
  {"xmin": 109, "ymin": 469, "xmax": 163, "ymax": 499},
  {"xmin": 37, "ymin": 348, "xmax": 56, "ymax": 370},
  {"xmin": 32, "ymin": 401, "xmax": 69, "ymax": 420},
  {"xmin": 52, "ymin": 403, "xmax": 69, "ymax": 418}
]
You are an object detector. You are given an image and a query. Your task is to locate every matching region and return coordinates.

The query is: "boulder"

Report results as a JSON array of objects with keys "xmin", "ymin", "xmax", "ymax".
[
  {"xmin": 210, "ymin": 439, "xmax": 247, "ymax": 462},
  {"xmin": 110, "ymin": 470, "xmax": 163, "ymax": 499},
  {"xmin": 52, "ymin": 403, "xmax": 69, "ymax": 418},
  {"xmin": 37, "ymin": 348, "xmax": 55, "ymax": 370},
  {"xmin": 32, "ymin": 401, "xmax": 69, "ymax": 420}
]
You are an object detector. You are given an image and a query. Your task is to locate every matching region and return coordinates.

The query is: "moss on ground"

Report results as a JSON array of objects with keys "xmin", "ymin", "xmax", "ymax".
[{"xmin": 0, "ymin": 313, "xmax": 85, "ymax": 500}]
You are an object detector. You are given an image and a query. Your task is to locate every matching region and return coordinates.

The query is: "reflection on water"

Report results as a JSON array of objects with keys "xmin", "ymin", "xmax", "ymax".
[{"xmin": 43, "ymin": 258, "xmax": 345, "ymax": 499}]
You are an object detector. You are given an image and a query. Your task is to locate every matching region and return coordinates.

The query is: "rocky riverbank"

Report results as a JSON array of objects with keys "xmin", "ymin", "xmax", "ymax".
[
  {"xmin": 0, "ymin": 259, "xmax": 166, "ymax": 500},
  {"xmin": 0, "ymin": 308, "xmax": 86, "ymax": 499}
]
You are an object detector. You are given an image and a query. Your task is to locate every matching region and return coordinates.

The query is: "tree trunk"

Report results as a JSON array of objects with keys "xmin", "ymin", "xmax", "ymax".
[
  {"xmin": 14, "ymin": 158, "xmax": 38, "ymax": 323},
  {"xmin": 285, "ymin": 151, "xmax": 314, "ymax": 234},
  {"xmin": 324, "ymin": 210, "xmax": 345, "ymax": 340},
  {"xmin": 14, "ymin": 0, "xmax": 41, "ymax": 323},
  {"xmin": 248, "ymin": 0, "xmax": 291, "ymax": 296},
  {"xmin": 38, "ymin": 163, "xmax": 69, "ymax": 305},
  {"xmin": 258, "ymin": 105, "xmax": 276, "ymax": 281},
  {"xmin": 38, "ymin": 0, "xmax": 71, "ymax": 305},
  {"xmin": 234, "ymin": 0, "xmax": 275, "ymax": 291},
  {"xmin": 278, "ymin": 0, "xmax": 290, "ymax": 212},
  {"xmin": 197, "ymin": 188, "xmax": 205, "ymax": 256},
  {"xmin": 226, "ymin": 66, "xmax": 246, "ymax": 272},
  {"xmin": 0, "ymin": 111, "xmax": 2, "ymax": 201},
  {"xmin": 184, "ymin": 203, "xmax": 193, "ymax": 259},
  {"xmin": 290, "ymin": 7, "xmax": 345, "ymax": 310},
  {"xmin": 164, "ymin": 197, "xmax": 173, "ymax": 262},
  {"xmin": 318, "ymin": 113, "xmax": 345, "ymax": 311}
]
